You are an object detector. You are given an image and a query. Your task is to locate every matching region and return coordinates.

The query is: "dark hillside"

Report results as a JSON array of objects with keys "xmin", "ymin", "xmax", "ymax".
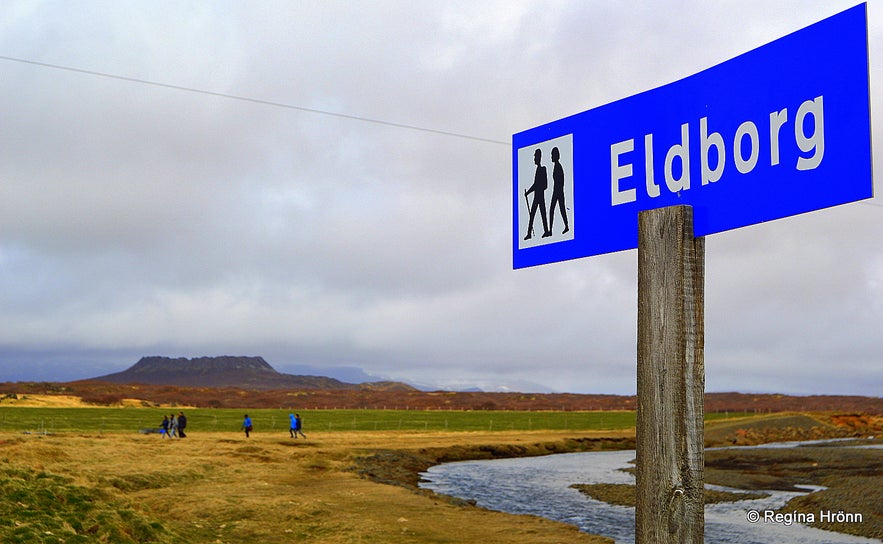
[{"xmin": 89, "ymin": 356, "xmax": 414, "ymax": 391}]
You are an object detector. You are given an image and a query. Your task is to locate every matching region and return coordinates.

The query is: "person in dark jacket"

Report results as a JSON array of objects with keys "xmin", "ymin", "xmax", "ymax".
[{"xmin": 177, "ymin": 412, "xmax": 187, "ymax": 438}]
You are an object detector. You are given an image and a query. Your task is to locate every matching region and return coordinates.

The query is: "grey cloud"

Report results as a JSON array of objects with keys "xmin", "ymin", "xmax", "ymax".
[{"xmin": 0, "ymin": 1, "xmax": 879, "ymax": 394}]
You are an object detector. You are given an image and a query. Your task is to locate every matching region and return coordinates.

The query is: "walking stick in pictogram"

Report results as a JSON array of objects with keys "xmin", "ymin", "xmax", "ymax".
[{"xmin": 524, "ymin": 190, "xmax": 534, "ymax": 238}]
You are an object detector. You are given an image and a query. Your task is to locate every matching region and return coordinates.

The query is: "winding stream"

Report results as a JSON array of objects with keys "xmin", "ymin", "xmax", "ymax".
[{"xmin": 419, "ymin": 447, "xmax": 879, "ymax": 543}]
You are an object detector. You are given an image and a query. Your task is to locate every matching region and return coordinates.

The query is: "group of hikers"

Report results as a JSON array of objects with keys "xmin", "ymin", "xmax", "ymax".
[
  {"xmin": 159, "ymin": 412, "xmax": 187, "ymax": 438},
  {"xmin": 523, "ymin": 146, "xmax": 569, "ymax": 240},
  {"xmin": 157, "ymin": 412, "xmax": 306, "ymax": 439},
  {"xmin": 241, "ymin": 413, "xmax": 306, "ymax": 439}
]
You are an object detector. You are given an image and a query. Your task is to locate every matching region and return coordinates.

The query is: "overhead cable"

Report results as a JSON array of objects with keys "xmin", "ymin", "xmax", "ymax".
[{"xmin": 0, "ymin": 54, "xmax": 510, "ymax": 146}]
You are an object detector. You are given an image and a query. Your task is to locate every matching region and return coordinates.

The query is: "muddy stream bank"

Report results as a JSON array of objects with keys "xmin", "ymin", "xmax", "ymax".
[{"xmin": 352, "ymin": 425, "xmax": 881, "ymax": 542}]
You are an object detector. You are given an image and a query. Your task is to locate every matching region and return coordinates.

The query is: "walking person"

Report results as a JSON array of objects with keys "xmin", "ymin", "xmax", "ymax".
[
  {"xmin": 289, "ymin": 413, "xmax": 297, "ymax": 438},
  {"xmin": 177, "ymin": 411, "xmax": 187, "ymax": 438},
  {"xmin": 524, "ymin": 148, "xmax": 551, "ymax": 240},
  {"xmin": 294, "ymin": 413, "xmax": 306, "ymax": 439},
  {"xmin": 168, "ymin": 413, "xmax": 178, "ymax": 438},
  {"xmin": 242, "ymin": 414, "xmax": 253, "ymax": 438},
  {"xmin": 549, "ymin": 146, "xmax": 569, "ymax": 235},
  {"xmin": 160, "ymin": 415, "xmax": 170, "ymax": 439}
]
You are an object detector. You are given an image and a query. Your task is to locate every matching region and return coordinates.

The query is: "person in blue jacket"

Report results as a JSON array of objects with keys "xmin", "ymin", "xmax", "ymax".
[
  {"xmin": 160, "ymin": 415, "xmax": 170, "ymax": 439},
  {"xmin": 289, "ymin": 413, "xmax": 297, "ymax": 438},
  {"xmin": 294, "ymin": 413, "xmax": 306, "ymax": 439},
  {"xmin": 241, "ymin": 414, "xmax": 253, "ymax": 438}
]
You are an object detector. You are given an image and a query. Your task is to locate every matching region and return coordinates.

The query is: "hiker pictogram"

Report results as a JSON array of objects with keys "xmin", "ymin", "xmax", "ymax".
[
  {"xmin": 523, "ymin": 148, "xmax": 550, "ymax": 240},
  {"xmin": 549, "ymin": 146, "xmax": 569, "ymax": 235},
  {"xmin": 517, "ymin": 135, "xmax": 573, "ymax": 249}
]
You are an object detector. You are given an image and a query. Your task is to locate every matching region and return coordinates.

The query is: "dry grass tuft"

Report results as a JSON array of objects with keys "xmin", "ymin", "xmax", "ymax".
[{"xmin": 0, "ymin": 430, "xmax": 614, "ymax": 543}]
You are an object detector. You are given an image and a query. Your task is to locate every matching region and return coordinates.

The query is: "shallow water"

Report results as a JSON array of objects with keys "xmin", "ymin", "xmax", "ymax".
[{"xmin": 419, "ymin": 448, "xmax": 880, "ymax": 544}]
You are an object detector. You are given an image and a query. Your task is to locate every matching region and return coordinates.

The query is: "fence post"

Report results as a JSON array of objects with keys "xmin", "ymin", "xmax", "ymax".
[{"xmin": 636, "ymin": 205, "xmax": 705, "ymax": 544}]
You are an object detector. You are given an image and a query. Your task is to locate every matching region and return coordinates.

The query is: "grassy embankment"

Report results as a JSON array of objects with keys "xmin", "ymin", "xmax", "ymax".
[
  {"xmin": 1, "ymin": 404, "xmax": 879, "ymax": 542},
  {"xmin": 0, "ymin": 404, "xmax": 647, "ymax": 544}
]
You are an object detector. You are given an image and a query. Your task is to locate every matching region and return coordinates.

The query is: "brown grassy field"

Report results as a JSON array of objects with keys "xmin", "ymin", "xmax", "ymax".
[
  {"xmin": 0, "ymin": 429, "xmax": 618, "ymax": 544},
  {"xmin": 5, "ymin": 381, "xmax": 883, "ymax": 414},
  {"xmin": 1, "ymin": 408, "xmax": 879, "ymax": 543}
]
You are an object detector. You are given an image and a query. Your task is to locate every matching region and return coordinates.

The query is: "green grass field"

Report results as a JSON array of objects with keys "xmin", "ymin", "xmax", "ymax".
[{"xmin": 0, "ymin": 406, "xmax": 756, "ymax": 434}]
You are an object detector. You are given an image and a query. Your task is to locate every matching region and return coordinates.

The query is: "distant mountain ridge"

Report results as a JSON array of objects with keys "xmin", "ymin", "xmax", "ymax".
[{"xmin": 91, "ymin": 356, "xmax": 416, "ymax": 391}]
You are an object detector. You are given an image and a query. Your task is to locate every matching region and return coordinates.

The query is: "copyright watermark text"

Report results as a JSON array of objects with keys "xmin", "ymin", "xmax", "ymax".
[{"xmin": 746, "ymin": 509, "xmax": 863, "ymax": 526}]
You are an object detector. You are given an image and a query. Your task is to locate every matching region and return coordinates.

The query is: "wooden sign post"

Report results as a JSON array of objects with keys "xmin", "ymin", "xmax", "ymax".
[
  {"xmin": 636, "ymin": 205, "xmax": 705, "ymax": 544},
  {"xmin": 513, "ymin": 7, "xmax": 870, "ymax": 543}
]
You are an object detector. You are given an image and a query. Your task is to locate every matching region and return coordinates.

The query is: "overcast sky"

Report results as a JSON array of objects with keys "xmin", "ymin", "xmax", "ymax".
[{"xmin": 1, "ymin": 1, "xmax": 880, "ymax": 395}]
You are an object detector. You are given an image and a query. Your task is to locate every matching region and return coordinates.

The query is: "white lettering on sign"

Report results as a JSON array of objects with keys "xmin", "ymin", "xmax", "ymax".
[
  {"xmin": 700, "ymin": 116, "xmax": 724, "ymax": 185},
  {"xmin": 796, "ymin": 96, "xmax": 825, "ymax": 170},
  {"xmin": 664, "ymin": 123, "xmax": 690, "ymax": 193},
  {"xmin": 610, "ymin": 96, "xmax": 825, "ymax": 205},
  {"xmin": 610, "ymin": 139, "xmax": 636, "ymax": 205}
]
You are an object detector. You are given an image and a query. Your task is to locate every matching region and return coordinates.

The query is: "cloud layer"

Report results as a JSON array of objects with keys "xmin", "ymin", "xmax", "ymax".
[{"xmin": 1, "ymin": 1, "xmax": 880, "ymax": 394}]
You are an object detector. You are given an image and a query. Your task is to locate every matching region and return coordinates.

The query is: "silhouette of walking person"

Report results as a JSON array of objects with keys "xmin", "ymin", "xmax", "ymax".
[
  {"xmin": 549, "ymin": 146, "xmax": 569, "ymax": 234},
  {"xmin": 524, "ymin": 148, "xmax": 551, "ymax": 240}
]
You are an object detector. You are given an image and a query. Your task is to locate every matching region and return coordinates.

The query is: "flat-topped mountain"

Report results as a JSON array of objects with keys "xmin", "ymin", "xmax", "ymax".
[{"xmin": 91, "ymin": 356, "xmax": 415, "ymax": 391}]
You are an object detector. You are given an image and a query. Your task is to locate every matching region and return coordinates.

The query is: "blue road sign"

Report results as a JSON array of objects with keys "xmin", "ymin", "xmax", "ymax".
[{"xmin": 513, "ymin": 3, "xmax": 872, "ymax": 269}]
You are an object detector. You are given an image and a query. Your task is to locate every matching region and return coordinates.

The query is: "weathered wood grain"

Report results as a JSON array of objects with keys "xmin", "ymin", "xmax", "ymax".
[{"xmin": 636, "ymin": 205, "xmax": 705, "ymax": 544}]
